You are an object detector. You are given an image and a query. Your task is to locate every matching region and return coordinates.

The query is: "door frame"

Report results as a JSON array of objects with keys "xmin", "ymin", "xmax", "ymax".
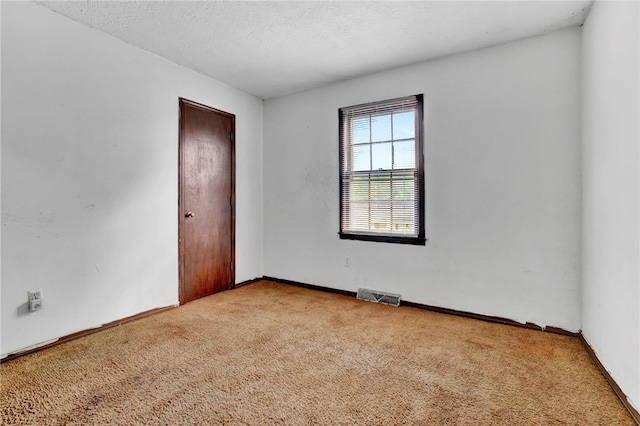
[{"xmin": 178, "ymin": 98, "xmax": 236, "ymax": 304}]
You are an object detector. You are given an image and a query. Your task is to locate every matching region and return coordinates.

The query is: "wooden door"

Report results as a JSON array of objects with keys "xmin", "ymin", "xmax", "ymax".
[{"xmin": 179, "ymin": 98, "xmax": 235, "ymax": 304}]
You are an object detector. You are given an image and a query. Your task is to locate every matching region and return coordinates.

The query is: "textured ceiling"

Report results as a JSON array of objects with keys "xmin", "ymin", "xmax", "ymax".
[{"xmin": 36, "ymin": 1, "xmax": 591, "ymax": 99}]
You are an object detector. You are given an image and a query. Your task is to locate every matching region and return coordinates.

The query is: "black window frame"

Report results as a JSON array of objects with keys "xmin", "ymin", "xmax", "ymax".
[{"xmin": 338, "ymin": 94, "xmax": 425, "ymax": 245}]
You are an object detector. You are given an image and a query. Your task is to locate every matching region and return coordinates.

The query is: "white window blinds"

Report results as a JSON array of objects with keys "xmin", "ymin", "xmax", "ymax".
[{"xmin": 339, "ymin": 95, "xmax": 424, "ymax": 244}]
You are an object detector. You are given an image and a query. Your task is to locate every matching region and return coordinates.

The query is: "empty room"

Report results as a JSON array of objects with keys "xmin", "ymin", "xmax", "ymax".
[{"xmin": 1, "ymin": 1, "xmax": 638, "ymax": 424}]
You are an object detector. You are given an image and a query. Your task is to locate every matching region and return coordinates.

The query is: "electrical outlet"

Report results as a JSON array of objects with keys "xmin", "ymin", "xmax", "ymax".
[
  {"xmin": 344, "ymin": 257, "xmax": 351, "ymax": 268},
  {"xmin": 28, "ymin": 290, "xmax": 42, "ymax": 312}
]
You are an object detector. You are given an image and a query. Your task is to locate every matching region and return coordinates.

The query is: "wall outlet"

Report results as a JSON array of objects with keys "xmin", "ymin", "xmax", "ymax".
[
  {"xmin": 28, "ymin": 290, "xmax": 42, "ymax": 312},
  {"xmin": 344, "ymin": 257, "xmax": 351, "ymax": 268}
]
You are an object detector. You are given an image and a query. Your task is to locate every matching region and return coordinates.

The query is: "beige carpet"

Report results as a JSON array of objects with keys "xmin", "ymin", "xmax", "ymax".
[{"xmin": 1, "ymin": 280, "xmax": 634, "ymax": 425}]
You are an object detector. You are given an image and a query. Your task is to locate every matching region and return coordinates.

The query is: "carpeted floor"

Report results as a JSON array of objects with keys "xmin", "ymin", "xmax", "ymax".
[{"xmin": 1, "ymin": 280, "xmax": 634, "ymax": 425}]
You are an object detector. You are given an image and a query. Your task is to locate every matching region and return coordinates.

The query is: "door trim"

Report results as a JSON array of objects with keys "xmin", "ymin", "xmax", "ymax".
[{"xmin": 178, "ymin": 98, "xmax": 236, "ymax": 304}]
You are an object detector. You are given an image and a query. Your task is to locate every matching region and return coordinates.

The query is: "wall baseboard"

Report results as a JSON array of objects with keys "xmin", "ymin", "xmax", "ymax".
[
  {"xmin": 401, "ymin": 300, "xmax": 578, "ymax": 336},
  {"xmin": 263, "ymin": 276, "xmax": 357, "ymax": 298},
  {"xmin": 263, "ymin": 275, "xmax": 577, "ymax": 336},
  {"xmin": 579, "ymin": 335, "xmax": 640, "ymax": 425},
  {"xmin": 1, "ymin": 305, "xmax": 176, "ymax": 363},
  {"xmin": 234, "ymin": 277, "xmax": 263, "ymax": 288},
  {"xmin": 2, "ymin": 278, "xmax": 263, "ymax": 362}
]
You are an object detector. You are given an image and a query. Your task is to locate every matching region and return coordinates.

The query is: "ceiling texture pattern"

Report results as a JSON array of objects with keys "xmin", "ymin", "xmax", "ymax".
[{"xmin": 37, "ymin": 1, "xmax": 592, "ymax": 99}]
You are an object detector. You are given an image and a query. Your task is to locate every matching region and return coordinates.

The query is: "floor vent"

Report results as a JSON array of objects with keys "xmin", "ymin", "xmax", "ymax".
[{"xmin": 356, "ymin": 288, "xmax": 401, "ymax": 306}]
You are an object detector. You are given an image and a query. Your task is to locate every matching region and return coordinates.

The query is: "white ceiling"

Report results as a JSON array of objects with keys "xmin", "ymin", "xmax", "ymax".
[{"xmin": 37, "ymin": 1, "xmax": 592, "ymax": 100}]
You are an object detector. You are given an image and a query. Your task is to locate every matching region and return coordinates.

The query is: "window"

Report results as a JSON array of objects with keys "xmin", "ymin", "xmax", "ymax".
[{"xmin": 339, "ymin": 94, "xmax": 425, "ymax": 245}]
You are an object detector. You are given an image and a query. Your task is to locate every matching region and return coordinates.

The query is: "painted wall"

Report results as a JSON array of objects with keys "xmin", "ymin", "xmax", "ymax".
[
  {"xmin": 581, "ymin": 1, "xmax": 640, "ymax": 411},
  {"xmin": 1, "ymin": 2, "xmax": 264, "ymax": 357},
  {"xmin": 264, "ymin": 28, "xmax": 582, "ymax": 331}
]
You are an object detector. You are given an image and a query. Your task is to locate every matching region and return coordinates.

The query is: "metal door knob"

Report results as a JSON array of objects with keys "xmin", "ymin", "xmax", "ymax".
[{"xmin": 185, "ymin": 211, "xmax": 195, "ymax": 218}]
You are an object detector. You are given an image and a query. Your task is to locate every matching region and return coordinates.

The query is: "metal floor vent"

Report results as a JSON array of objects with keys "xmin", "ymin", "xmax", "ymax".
[{"xmin": 356, "ymin": 288, "xmax": 401, "ymax": 306}]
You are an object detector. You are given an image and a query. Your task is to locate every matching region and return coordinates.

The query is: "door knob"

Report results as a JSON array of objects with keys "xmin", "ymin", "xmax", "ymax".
[{"xmin": 185, "ymin": 211, "xmax": 195, "ymax": 218}]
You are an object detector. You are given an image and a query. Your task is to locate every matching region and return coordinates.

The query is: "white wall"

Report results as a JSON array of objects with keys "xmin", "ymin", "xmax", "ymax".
[
  {"xmin": 581, "ymin": 1, "xmax": 639, "ymax": 411},
  {"xmin": 264, "ymin": 28, "xmax": 582, "ymax": 331},
  {"xmin": 1, "ymin": 2, "xmax": 263, "ymax": 357}
]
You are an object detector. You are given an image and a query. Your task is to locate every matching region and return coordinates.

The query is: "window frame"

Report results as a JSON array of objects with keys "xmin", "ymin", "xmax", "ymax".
[{"xmin": 338, "ymin": 94, "xmax": 425, "ymax": 245}]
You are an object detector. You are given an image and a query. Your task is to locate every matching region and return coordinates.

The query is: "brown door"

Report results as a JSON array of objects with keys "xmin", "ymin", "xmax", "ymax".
[{"xmin": 179, "ymin": 98, "xmax": 235, "ymax": 304}]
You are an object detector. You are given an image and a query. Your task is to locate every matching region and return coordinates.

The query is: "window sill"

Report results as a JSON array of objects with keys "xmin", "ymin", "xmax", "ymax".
[{"xmin": 339, "ymin": 232, "xmax": 426, "ymax": 246}]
